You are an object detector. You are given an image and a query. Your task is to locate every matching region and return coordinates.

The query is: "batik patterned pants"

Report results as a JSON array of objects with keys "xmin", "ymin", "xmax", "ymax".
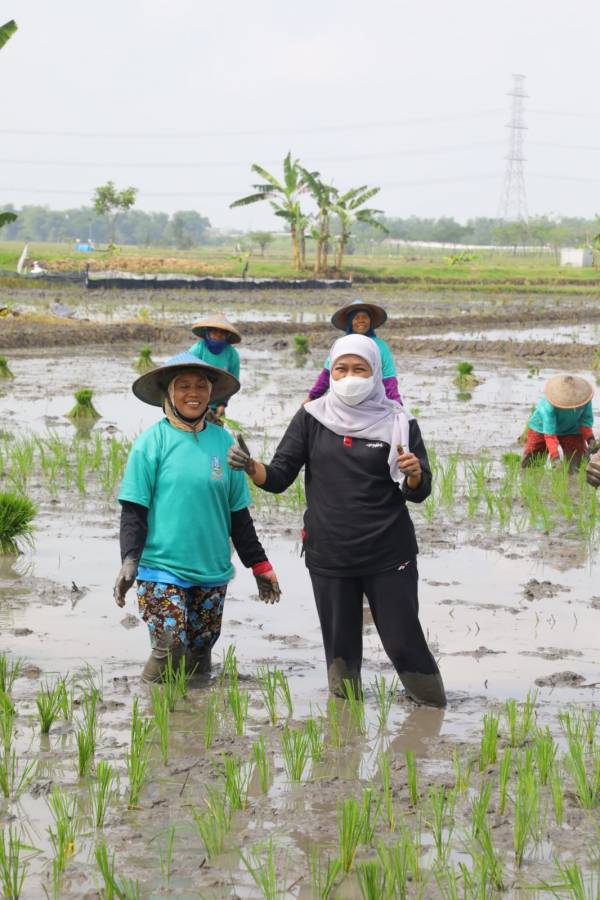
[{"xmin": 136, "ymin": 581, "xmax": 227, "ymax": 653}]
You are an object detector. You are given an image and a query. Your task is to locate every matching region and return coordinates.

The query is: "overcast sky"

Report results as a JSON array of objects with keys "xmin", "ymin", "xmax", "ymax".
[{"xmin": 3, "ymin": 0, "xmax": 600, "ymax": 230}]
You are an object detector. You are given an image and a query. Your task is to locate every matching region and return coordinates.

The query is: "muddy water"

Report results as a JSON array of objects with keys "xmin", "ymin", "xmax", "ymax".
[{"xmin": 409, "ymin": 322, "xmax": 600, "ymax": 345}]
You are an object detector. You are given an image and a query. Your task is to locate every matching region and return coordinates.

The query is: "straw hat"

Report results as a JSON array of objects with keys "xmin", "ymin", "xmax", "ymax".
[
  {"xmin": 191, "ymin": 313, "xmax": 242, "ymax": 343},
  {"xmin": 331, "ymin": 298, "xmax": 387, "ymax": 331},
  {"xmin": 544, "ymin": 374, "xmax": 594, "ymax": 409},
  {"xmin": 132, "ymin": 351, "xmax": 240, "ymax": 407}
]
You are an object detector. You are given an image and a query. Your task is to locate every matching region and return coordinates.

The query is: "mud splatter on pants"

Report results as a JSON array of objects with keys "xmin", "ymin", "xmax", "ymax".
[{"xmin": 136, "ymin": 581, "xmax": 227, "ymax": 654}]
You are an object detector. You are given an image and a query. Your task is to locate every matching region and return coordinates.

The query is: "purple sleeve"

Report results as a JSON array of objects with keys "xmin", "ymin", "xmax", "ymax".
[
  {"xmin": 383, "ymin": 376, "xmax": 402, "ymax": 404},
  {"xmin": 308, "ymin": 368, "xmax": 330, "ymax": 399}
]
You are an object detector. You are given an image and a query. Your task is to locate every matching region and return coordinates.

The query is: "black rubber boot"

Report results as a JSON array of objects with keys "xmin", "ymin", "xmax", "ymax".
[
  {"xmin": 327, "ymin": 657, "xmax": 362, "ymax": 699},
  {"xmin": 398, "ymin": 671, "xmax": 447, "ymax": 708},
  {"xmin": 186, "ymin": 647, "xmax": 212, "ymax": 676}
]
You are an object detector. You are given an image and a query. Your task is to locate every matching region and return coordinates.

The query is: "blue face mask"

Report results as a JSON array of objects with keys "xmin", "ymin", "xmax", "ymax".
[{"xmin": 204, "ymin": 335, "xmax": 228, "ymax": 354}]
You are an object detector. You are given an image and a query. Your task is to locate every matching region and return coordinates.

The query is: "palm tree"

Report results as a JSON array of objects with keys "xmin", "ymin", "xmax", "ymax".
[
  {"xmin": 298, "ymin": 168, "xmax": 337, "ymax": 273},
  {"xmin": 230, "ymin": 154, "xmax": 311, "ymax": 271},
  {"xmin": 332, "ymin": 186, "xmax": 387, "ymax": 270}
]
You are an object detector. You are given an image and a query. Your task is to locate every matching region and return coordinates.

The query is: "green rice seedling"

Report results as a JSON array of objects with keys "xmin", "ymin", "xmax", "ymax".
[
  {"xmin": 0, "ymin": 691, "xmax": 15, "ymax": 752},
  {"xmin": 533, "ymin": 727, "xmax": 557, "ymax": 785},
  {"xmin": 378, "ymin": 750, "xmax": 395, "ymax": 831},
  {"xmin": 223, "ymin": 754, "xmax": 251, "ymax": 811},
  {"xmin": 280, "ymin": 724, "xmax": 310, "ymax": 782},
  {"xmin": 203, "ymin": 692, "xmax": 219, "ymax": 750},
  {"xmin": 479, "ymin": 712, "xmax": 499, "ymax": 770},
  {"xmin": 126, "ymin": 698, "xmax": 154, "ymax": 807},
  {"xmin": 426, "ymin": 785, "xmax": 455, "ymax": 863},
  {"xmin": 376, "ymin": 841, "xmax": 411, "ymax": 899},
  {"xmin": 498, "ymin": 746, "xmax": 512, "ymax": 815},
  {"xmin": 356, "ymin": 860, "xmax": 387, "ymax": 900},
  {"xmin": 252, "ymin": 736, "xmax": 270, "ymax": 793},
  {"xmin": 406, "ymin": 750, "xmax": 419, "ymax": 805},
  {"xmin": 342, "ymin": 679, "xmax": 366, "ymax": 735},
  {"xmin": 578, "ymin": 707, "xmax": 599, "ymax": 747},
  {"xmin": 541, "ymin": 857, "xmax": 600, "ymax": 899},
  {"xmin": 326, "ymin": 697, "xmax": 342, "ymax": 749},
  {"xmin": 305, "ymin": 717, "xmax": 325, "ymax": 763},
  {"xmin": 48, "ymin": 786, "xmax": 79, "ymax": 889},
  {"xmin": 550, "ymin": 766, "xmax": 564, "ymax": 825},
  {"xmin": 503, "ymin": 690, "xmax": 537, "ymax": 747},
  {"xmin": 95, "ymin": 839, "xmax": 141, "ymax": 900},
  {"xmin": 257, "ymin": 666, "xmax": 280, "ymax": 724},
  {"xmin": 67, "ymin": 388, "xmax": 100, "ymax": 421},
  {"xmin": 0, "ymin": 655, "xmax": 21, "ymax": 695},
  {"xmin": 159, "ymin": 824, "xmax": 176, "ymax": 883},
  {"xmin": 470, "ymin": 781, "xmax": 492, "ymax": 838},
  {"xmin": 372, "ymin": 674, "xmax": 398, "ymax": 732},
  {"xmin": 57, "ymin": 677, "xmax": 73, "ymax": 721},
  {"xmin": 36, "ymin": 679, "xmax": 64, "ymax": 735},
  {"xmin": 473, "ymin": 822, "xmax": 505, "ymax": 892},
  {"xmin": 0, "ymin": 748, "xmax": 35, "ymax": 801},
  {"xmin": 513, "ymin": 752, "xmax": 539, "ymax": 867},
  {"xmin": 227, "ymin": 679, "xmax": 249, "ymax": 736},
  {"xmin": 276, "ymin": 670, "xmax": 293, "ymax": 718},
  {"xmin": 134, "ymin": 346, "xmax": 155, "ymax": 374},
  {"xmin": 75, "ymin": 688, "xmax": 99, "ymax": 777},
  {"xmin": 89, "ymin": 760, "xmax": 117, "ymax": 829},
  {"xmin": 220, "ymin": 643, "xmax": 238, "ymax": 684},
  {"xmin": 563, "ymin": 737, "xmax": 597, "ymax": 809},
  {"xmin": 452, "ymin": 749, "xmax": 473, "ymax": 796},
  {"xmin": 150, "ymin": 686, "xmax": 170, "ymax": 765},
  {"xmin": 76, "ymin": 662, "xmax": 104, "ymax": 702},
  {"xmin": 434, "ymin": 863, "xmax": 466, "ymax": 900},
  {"xmin": 239, "ymin": 837, "xmax": 281, "ymax": 900},
  {"xmin": 308, "ymin": 850, "xmax": 341, "ymax": 900},
  {"xmin": 0, "ymin": 357, "xmax": 14, "ymax": 380},
  {"xmin": 163, "ymin": 654, "xmax": 192, "ymax": 709},
  {"xmin": 294, "ymin": 334, "xmax": 309, "ymax": 354},
  {"xmin": 0, "ymin": 492, "xmax": 36, "ymax": 554},
  {"xmin": 359, "ymin": 786, "xmax": 381, "ymax": 845},
  {"xmin": 337, "ymin": 796, "xmax": 363, "ymax": 873},
  {"xmin": 192, "ymin": 786, "xmax": 232, "ymax": 858},
  {"xmin": 438, "ymin": 454, "xmax": 460, "ymax": 508},
  {"xmin": 453, "ymin": 361, "xmax": 480, "ymax": 388},
  {"xmin": 0, "ymin": 827, "xmax": 28, "ymax": 900}
]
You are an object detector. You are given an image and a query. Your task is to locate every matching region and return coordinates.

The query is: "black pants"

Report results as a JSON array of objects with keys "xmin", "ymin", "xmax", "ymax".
[{"xmin": 309, "ymin": 560, "xmax": 444, "ymax": 703}]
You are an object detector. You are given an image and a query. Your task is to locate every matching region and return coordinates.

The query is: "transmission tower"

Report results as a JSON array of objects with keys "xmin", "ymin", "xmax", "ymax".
[{"xmin": 497, "ymin": 73, "xmax": 528, "ymax": 221}]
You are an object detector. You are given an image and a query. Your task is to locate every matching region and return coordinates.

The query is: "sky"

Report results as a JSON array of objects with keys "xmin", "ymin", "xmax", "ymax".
[{"xmin": 2, "ymin": 0, "xmax": 600, "ymax": 231}]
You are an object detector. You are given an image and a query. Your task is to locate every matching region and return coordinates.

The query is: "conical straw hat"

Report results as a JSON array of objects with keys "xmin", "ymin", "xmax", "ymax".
[
  {"xmin": 132, "ymin": 351, "xmax": 239, "ymax": 407},
  {"xmin": 544, "ymin": 374, "xmax": 594, "ymax": 409},
  {"xmin": 191, "ymin": 313, "xmax": 242, "ymax": 343},
  {"xmin": 331, "ymin": 298, "xmax": 387, "ymax": 331}
]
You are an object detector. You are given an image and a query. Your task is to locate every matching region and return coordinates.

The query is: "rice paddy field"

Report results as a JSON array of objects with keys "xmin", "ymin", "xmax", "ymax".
[{"xmin": 0, "ymin": 282, "xmax": 599, "ymax": 897}]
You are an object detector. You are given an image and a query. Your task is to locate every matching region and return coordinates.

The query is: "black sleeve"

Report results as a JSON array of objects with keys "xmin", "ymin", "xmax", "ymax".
[
  {"xmin": 119, "ymin": 501, "xmax": 148, "ymax": 561},
  {"xmin": 261, "ymin": 408, "xmax": 309, "ymax": 494},
  {"xmin": 401, "ymin": 419, "xmax": 432, "ymax": 504},
  {"xmin": 230, "ymin": 508, "xmax": 268, "ymax": 568}
]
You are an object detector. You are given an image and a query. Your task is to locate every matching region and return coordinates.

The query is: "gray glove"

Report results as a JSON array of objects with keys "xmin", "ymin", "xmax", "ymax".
[
  {"xmin": 227, "ymin": 434, "xmax": 256, "ymax": 476},
  {"xmin": 255, "ymin": 572, "xmax": 281, "ymax": 604},
  {"xmin": 587, "ymin": 457, "xmax": 600, "ymax": 489},
  {"xmin": 113, "ymin": 557, "xmax": 138, "ymax": 607}
]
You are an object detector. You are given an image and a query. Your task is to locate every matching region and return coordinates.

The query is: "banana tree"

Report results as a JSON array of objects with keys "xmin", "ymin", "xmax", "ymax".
[
  {"xmin": 298, "ymin": 168, "xmax": 338, "ymax": 273},
  {"xmin": 230, "ymin": 154, "xmax": 311, "ymax": 271},
  {"xmin": 332, "ymin": 186, "xmax": 387, "ymax": 270},
  {"xmin": 0, "ymin": 20, "xmax": 17, "ymax": 50}
]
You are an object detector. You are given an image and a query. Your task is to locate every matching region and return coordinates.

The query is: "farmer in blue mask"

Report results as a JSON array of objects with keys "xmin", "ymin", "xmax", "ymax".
[{"xmin": 188, "ymin": 314, "xmax": 241, "ymax": 421}]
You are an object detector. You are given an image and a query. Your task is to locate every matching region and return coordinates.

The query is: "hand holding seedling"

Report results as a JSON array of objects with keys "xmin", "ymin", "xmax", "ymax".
[
  {"xmin": 227, "ymin": 434, "xmax": 256, "ymax": 476},
  {"xmin": 397, "ymin": 444, "xmax": 422, "ymax": 488}
]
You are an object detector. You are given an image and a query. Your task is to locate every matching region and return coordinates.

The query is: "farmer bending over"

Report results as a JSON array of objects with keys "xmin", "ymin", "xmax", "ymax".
[{"xmin": 521, "ymin": 374, "xmax": 595, "ymax": 470}]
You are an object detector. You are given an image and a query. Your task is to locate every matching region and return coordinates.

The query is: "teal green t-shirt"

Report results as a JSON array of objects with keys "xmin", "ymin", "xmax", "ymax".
[
  {"xmin": 118, "ymin": 419, "xmax": 251, "ymax": 586},
  {"xmin": 529, "ymin": 397, "xmax": 593, "ymax": 436},
  {"xmin": 325, "ymin": 335, "xmax": 396, "ymax": 378},
  {"xmin": 188, "ymin": 339, "xmax": 240, "ymax": 380}
]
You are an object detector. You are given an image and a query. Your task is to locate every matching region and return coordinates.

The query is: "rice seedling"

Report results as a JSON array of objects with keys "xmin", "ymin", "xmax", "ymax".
[
  {"xmin": 356, "ymin": 860, "xmax": 387, "ymax": 900},
  {"xmin": 276, "ymin": 670, "xmax": 293, "ymax": 718},
  {"xmin": 376, "ymin": 840, "xmax": 411, "ymax": 899},
  {"xmin": 0, "ymin": 655, "xmax": 21, "ymax": 695},
  {"xmin": 89, "ymin": 760, "xmax": 118, "ymax": 829},
  {"xmin": 57, "ymin": 677, "xmax": 73, "ymax": 721},
  {"xmin": 252, "ymin": 735, "xmax": 270, "ymax": 793},
  {"xmin": 453, "ymin": 361, "xmax": 480, "ymax": 388},
  {"xmin": 192, "ymin": 786, "xmax": 232, "ymax": 858},
  {"xmin": 359, "ymin": 786, "xmax": 381, "ymax": 845},
  {"xmin": 479, "ymin": 712, "xmax": 499, "ymax": 770},
  {"xmin": 0, "ymin": 492, "xmax": 36, "ymax": 554},
  {"xmin": 326, "ymin": 697, "xmax": 342, "ymax": 749},
  {"xmin": 337, "ymin": 796, "xmax": 363, "ymax": 873},
  {"xmin": 378, "ymin": 750, "xmax": 395, "ymax": 831},
  {"xmin": 134, "ymin": 345, "xmax": 155, "ymax": 373},
  {"xmin": 67, "ymin": 388, "xmax": 101, "ymax": 421},
  {"xmin": 308, "ymin": 849, "xmax": 341, "ymax": 900},
  {"xmin": 438, "ymin": 454, "xmax": 460, "ymax": 508},
  {"xmin": 0, "ymin": 691, "xmax": 15, "ymax": 752},
  {"xmin": 305, "ymin": 717, "xmax": 325, "ymax": 763},
  {"xmin": 203, "ymin": 691, "xmax": 219, "ymax": 750},
  {"xmin": 0, "ymin": 827, "xmax": 28, "ymax": 900},
  {"xmin": 540, "ymin": 856, "xmax": 600, "ymax": 899},
  {"xmin": 426, "ymin": 785, "xmax": 455, "ymax": 863},
  {"xmin": 158, "ymin": 824, "xmax": 176, "ymax": 883},
  {"xmin": 563, "ymin": 737, "xmax": 599, "ymax": 810},
  {"xmin": 513, "ymin": 751, "xmax": 540, "ymax": 867},
  {"xmin": 257, "ymin": 666, "xmax": 280, "ymax": 724},
  {"xmin": 0, "ymin": 357, "xmax": 14, "ymax": 379},
  {"xmin": 342, "ymin": 679, "xmax": 366, "ymax": 735},
  {"xmin": 503, "ymin": 690, "xmax": 537, "ymax": 748},
  {"xmin": 406, "ymin": 750, "xmax": 419, "ymax": 806},
  {"xmin": 498, "ymin": 746, "xmax": 512, "ymax": 815},
  {"xmin": 0, "ymin": 748, "xmax": 35, "ymax": 801},
  {"xmin": 371, "ymin": 674, "xmax": 398, "ymax": 732},
  {"xmin": 533, "ymin": 726, "xmax": 557, "ymax": 785},
  {"xmin": 47, "ymin": 786, "xmax": 79, "ymax": 890},
  {"xmin": 163, "ymin": 654, "xmax": 192, "ymax": 710},
  {"xmin": 36, "ymin": 679, "xmax": 65, "ymax": 735},
  {"xmin": 95, "ymin": 839, "xmax": 141, "ymax": 900},
  {"xmin": 223, "ymin": 755, "xmax": 251, "ymax": 810},
  {"xmin": 150, "ymin": 686, "xmax": 170, "ymax": 765},
  {"xmin": 75, "ymin": 689, "xmax": 99, "ymax": 777},
  {"xmin": 294, "ymin": 334, "xmax": 309, "ymax": 354},
  {"xmin": 220, "ymin": 643, "xmax": 238, "ymax": 684},
  {"xmin": 280, "ymin": 724, "xmax": 310, "ymax": 782},
  {"xmin": 227, "ymin": 679, "xmax": 249, "ymax": 736},
  {"xmin": 470, "ymin": 781, "xmax": 492, "ymax": 839},
  {"xmin": 239, "ymin": 837, "xmax": 282, "ymax": 900},
  {"xmin": 452, "ymin": 749, "xmax": 473, "ymax": 796},
  {"xmin": 550, "ymin": 766, "xmax": 564, "ymax": 826},
  {"xmin": 473, "ymin": 822, "xmax": 505, "ymax": 891},
  {"xmin": 126, "ymin": 698, "xmax": 153, "ymax": 807}
]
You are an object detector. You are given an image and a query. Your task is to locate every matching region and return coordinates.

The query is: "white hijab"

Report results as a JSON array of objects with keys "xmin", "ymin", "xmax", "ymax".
[{"xmin": 305, "ymin": 334, "xmax": 414, "ymax": 485}]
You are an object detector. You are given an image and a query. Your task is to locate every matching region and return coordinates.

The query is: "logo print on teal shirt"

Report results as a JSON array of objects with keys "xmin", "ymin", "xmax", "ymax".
[{"xmin": 211, "ymin": 455, "xmax": 223, "ymax": 480}]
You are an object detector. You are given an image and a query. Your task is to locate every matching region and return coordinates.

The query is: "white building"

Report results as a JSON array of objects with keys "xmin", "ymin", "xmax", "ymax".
[{"xmin": 560, "ymin": 248, "xmax": 594, "ymax": 267}]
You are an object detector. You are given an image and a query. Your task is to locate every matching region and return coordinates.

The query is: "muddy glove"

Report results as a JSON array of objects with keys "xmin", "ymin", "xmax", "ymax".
[
  {"xmin": 113, "ymin": 557, "xmax": 138, "ymax": 607},
  {"xmin": 587, "ymin": 455, "xmax": 600, "ymax": 489},
  {"xmin": 227, "ymin": 433, "xmax": 256, "ymax": 476},
  {"xmin": 252, "ymin": 562, "xmax": 281, "ymax": 604}
]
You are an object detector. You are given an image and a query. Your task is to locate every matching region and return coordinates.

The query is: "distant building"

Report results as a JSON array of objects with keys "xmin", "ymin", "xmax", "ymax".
[{"xmin": 560, "ymin": 248, "xmax": 593, "ymax": 267}]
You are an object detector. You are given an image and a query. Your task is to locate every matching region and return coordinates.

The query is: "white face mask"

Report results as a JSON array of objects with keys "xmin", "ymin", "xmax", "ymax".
[{"xmin": 330, "ymin": 374, "xmax": 374, "ymax": 406}]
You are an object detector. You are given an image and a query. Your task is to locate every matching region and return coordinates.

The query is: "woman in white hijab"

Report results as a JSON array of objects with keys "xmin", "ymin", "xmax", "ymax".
[{"xmin": 229, "ymin": 334, "xmax": 446, "ymax": 707}]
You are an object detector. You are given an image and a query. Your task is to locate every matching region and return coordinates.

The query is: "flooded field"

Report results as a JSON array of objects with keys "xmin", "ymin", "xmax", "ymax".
[{"xmin": 0, "ymin": 285, "xmax": 599, "ymax": 897}]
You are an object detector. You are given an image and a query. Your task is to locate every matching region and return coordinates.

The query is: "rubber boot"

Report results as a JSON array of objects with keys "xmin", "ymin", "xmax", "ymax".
[
  {"xmin": 186, "ymin": 647, "xmax": 212, "ymax": 676},
  {"xmin": 327, "ymin": 657, "xmax": 361, "ymax": 699},
  {"xmin": 398, "ymin": 671, "xmax": 447, "ymax": 708},
  {"xmin": 141, "ymin": 638, "xmax": 184, "ymax": 685}
]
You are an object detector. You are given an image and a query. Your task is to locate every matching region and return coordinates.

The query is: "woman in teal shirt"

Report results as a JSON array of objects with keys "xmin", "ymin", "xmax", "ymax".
[
  {"xmin": 522, "ymin": 374, "xmax": 595, "ymax": 469},
  {"xmin": 306, "ymin": 299, "xmax": 402, "ymax": 403},
  {"xmin": 113, "ymin": 351, "xmax": 280, "ymax": 683},
  {"xmin": 189, "ymin": 314, "xmax": 241, "ymax": 419}
]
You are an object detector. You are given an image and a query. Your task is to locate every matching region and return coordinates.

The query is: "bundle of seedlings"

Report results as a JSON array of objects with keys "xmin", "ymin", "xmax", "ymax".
[
  {"xmin": 0, "ymin": 357, "xmax": 14, "ymax": 379},
  {"xmin": 294, "ymin": 334, "xmax": 309, "ymax": 355},
  {"xmin": 0, "ymin": 492, "xmax": 36, "ymax": 553},
  {"xmin": 133, "ymin": 345, "xmax": 156, "ymax": 373},
  {"xmin": 67, "ymin": 389, "xmax": 101, "ymax": 422},
  {"xmin": 453, "ymin": 361, "xmax": 481, "ymax": 389}
]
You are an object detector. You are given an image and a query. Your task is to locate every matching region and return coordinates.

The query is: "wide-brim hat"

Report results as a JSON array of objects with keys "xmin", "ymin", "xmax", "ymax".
[
  {"xmin": 544, "ymin": 374, "xmax": 594, "ymax": 409},
  {"xmin": 331, "ymin": 298, "xmax": 387, "ymax": 331},
  {"xmin": 191, "ymin": 313, "xmax": 242, "ymax": 343},
  {"xmin": 132, "ymin": 352, "xmax": 240, "ymax": 407}
]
